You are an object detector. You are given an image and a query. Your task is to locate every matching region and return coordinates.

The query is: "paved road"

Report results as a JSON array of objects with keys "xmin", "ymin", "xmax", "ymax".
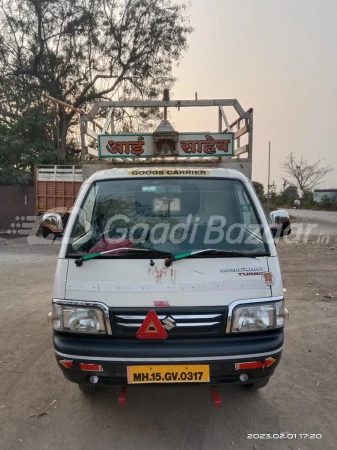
[{"xmin": 286, "ymin": 209, "xmax": 337, "ymax": 224}]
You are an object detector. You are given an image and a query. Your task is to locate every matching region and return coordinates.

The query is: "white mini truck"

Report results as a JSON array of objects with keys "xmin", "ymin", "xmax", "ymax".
[
  {"xmin": 52, "ymin": 167, "xmax": 286, "ymax": 403},
  {"xmin": 50, "ymin": 98, "xmax": 287, "ymax": 405}
]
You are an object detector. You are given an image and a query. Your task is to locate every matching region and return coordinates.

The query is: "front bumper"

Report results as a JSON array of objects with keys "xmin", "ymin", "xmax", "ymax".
[{"xmin": 54, "ymin": 329, "xmax": 283, "ymax": 386}]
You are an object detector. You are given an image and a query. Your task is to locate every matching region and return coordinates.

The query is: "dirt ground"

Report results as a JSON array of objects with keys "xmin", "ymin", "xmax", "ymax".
[{"xmin": 0, "ymin": 221, "xmax": 336, "ymax": 450}]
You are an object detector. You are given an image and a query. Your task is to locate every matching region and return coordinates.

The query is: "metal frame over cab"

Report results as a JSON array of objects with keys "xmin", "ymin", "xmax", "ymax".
[{"xmin": 79, "ymin": 93, "xmax": 253, "ymax": 180}]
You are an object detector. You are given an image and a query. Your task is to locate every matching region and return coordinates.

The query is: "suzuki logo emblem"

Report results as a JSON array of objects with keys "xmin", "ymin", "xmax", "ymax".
[{"xmin": 162, "ymin": 316, "xmax": 176, "ymax": 331}]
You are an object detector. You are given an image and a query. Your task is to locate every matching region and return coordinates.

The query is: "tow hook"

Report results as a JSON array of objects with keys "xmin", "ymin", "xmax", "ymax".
[
  {"xmin": 211, "ymin": 387, "xmax": 221, "ymax": 408},
  {"xmin": 118, "ymin": 386, "xmax": 127, "ymax": 406},
  {"xmin": 116, "ymin": 386, "xmax": 222, "ymax": 408}
]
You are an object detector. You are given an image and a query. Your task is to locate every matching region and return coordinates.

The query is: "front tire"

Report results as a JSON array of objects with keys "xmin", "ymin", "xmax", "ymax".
[
  {"xmin": 280, "ymin": 221, "xmax": 291, "ymax": 237},
  {"xmin": 242, "ymin": 378, "xmax": 270, "ymax": 390},
  {"xmin": 42, "ymin": 226, "xmax": 50, "ymax": 238},
  {"xmin": 78, "ymin": 383, "xmax": 96, "ymax": 394}
]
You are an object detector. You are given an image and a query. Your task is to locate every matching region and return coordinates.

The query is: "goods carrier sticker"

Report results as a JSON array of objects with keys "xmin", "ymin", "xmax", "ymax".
[{"xmin": 128, "ymin": 169, "xmax": 210, "ymax": 176}]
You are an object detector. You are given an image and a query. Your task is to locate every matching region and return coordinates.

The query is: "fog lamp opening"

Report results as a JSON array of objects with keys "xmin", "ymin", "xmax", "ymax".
[{"xmin": 239, "ymin": 373, "xmax": 249, "ymax": 382}]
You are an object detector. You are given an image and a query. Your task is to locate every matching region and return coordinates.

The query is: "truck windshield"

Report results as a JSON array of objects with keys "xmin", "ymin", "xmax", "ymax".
[{"xmin": 68, "ymin": 177, "xmax": 269, "ymax": 257}]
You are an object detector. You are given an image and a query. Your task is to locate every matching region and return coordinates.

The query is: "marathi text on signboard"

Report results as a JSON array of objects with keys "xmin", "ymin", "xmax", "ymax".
[
  {"xmin": 105, "ymin": 136, "xmax": 146, "ymax": 156},
  {"xmin": 98, "ymin": 133, "xmax": 234, "ymax": 158},
  {"xmin": 99, "ymin": 135, "xmax": 153, "ymax": 158},
  {"xmin": 179, "ymin": 134, "xmax": 232, "ymax": 155}
]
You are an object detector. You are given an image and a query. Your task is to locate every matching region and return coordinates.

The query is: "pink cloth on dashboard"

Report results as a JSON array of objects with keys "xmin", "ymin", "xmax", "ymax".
[{"xmin": 89, "ymin": 238, "xmax": 133, "ymax": 254}]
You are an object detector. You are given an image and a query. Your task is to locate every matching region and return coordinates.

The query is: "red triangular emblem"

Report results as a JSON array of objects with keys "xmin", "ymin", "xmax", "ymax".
[{"xmin": 136, "ymin": 310, "xmax": 168, "ymax": 340}]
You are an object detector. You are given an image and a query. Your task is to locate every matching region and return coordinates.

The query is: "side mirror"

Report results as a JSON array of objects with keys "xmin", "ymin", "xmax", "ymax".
[
  {"xmin": 41, "ymin": 213, "xmax": 64, "ymax": 239},
  {"xmin": 268, "ymin": 210, "xmax": 291, "ymax": 237}
]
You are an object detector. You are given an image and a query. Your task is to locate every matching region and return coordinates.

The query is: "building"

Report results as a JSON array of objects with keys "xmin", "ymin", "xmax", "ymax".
[{"xmin": 313, "ymin": 189, "xmax": 337, "ymax": 203}]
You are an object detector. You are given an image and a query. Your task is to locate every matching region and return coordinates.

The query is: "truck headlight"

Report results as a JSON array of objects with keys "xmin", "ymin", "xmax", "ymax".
[
  {"xmin": 52, "ymin": 303, "xmax": 107, "ymax": 334},
  {"xmin": 231, "ymin": 301, "xmax": 286, "ymax": 333}
]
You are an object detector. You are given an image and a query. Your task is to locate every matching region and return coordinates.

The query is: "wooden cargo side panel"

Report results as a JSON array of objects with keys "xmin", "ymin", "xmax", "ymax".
[
  {"xmin": 36, "ymin": 180, "xmax": 82, "ymax": 214},
  {"xmin": 36, "ymin": 165, "xmax": 83, "ymax": 214}
]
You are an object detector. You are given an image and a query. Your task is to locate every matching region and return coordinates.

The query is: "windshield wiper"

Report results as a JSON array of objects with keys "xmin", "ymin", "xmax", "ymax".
[
  {"xmin": 75, "ymin": 247, "xmax": 172, "ymax": 267},
  {"xmin": 164, "ymin": 249, "xmax": 262, "ymax": 267}
]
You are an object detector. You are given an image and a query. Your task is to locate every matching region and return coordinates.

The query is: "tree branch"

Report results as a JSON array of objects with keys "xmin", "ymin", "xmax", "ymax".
[
  {"xmin": 282, "ymin": 152, "xmax": 334, "ymax": 195},
  {"xmin": 31, "ymin": 0, "xmax": 45, "ymax": 75},
  {"xmin": 0, "ymin": 107, "xmax": 18, "ymax": 119}
]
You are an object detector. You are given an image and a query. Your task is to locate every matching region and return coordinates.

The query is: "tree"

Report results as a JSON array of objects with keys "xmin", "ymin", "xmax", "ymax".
[
  {"xmin": 0, "ymin": 109, "xmax": 58, "ymax": 185},
  {"xmin": 268, "ymin": 181, "xmax": 278, "ymax": 203},
  {"xmin": 283, "ymin": 185, "xmax": 298, "ymax": 201},
  {"xmin": 252, "ymin": 181, "xmax": 264, "ymax": 200},
  {"xmin": 0, "ymin": 0, "xmax": 192, "ymax": 177},
  {"xmin": 281, "ymin": 153, "xmax": 334, "ymax": 197},
  {"xmin": 321, "ymin": 194, "xmax": 337, "ymax": 205},
  {"xmin": 279, "ymin": 181, "xmax": 298, "ymax": 204}
]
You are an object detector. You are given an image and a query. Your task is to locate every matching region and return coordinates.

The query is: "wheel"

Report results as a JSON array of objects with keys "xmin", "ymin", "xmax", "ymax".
[
  {"xmin": 42, "ymin": 226, "xmax": 50, "ymax": 238},
  {"xmin": 78, "ymin": 383, "xmax": 96, "ymax": 393},
  {"xmin": 280, "ymin": 221, "xmax": 291, "ymax": 237},
  {"xmin": 241, "ymin": 378, "xmax": 270, "ymax": 390}
]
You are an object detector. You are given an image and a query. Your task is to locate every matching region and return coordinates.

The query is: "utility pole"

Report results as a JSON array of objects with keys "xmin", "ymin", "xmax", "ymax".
[
  {"xmin": 267, "ymin": 141, "xmax": 271, "ymax": 217},
  {"xmin": 56, "ymin": 117, "xmax": 60, "ymax": 165}
]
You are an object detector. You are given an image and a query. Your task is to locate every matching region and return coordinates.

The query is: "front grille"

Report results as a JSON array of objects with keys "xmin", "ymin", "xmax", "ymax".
[{"xmin": 109, "ymin": 307, "xmax": 227, "ymax": 338}]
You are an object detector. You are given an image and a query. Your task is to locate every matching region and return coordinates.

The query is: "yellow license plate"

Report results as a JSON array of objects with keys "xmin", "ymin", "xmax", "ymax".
[{"xmin": 127, "ymin": 365, "xmax": 210, "ymax": 384}]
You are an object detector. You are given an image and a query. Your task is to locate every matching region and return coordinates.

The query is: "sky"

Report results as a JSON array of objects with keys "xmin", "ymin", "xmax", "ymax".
[{"xmin": 168, "ymin": 0, "xmax": 337, "ymax": 191}]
